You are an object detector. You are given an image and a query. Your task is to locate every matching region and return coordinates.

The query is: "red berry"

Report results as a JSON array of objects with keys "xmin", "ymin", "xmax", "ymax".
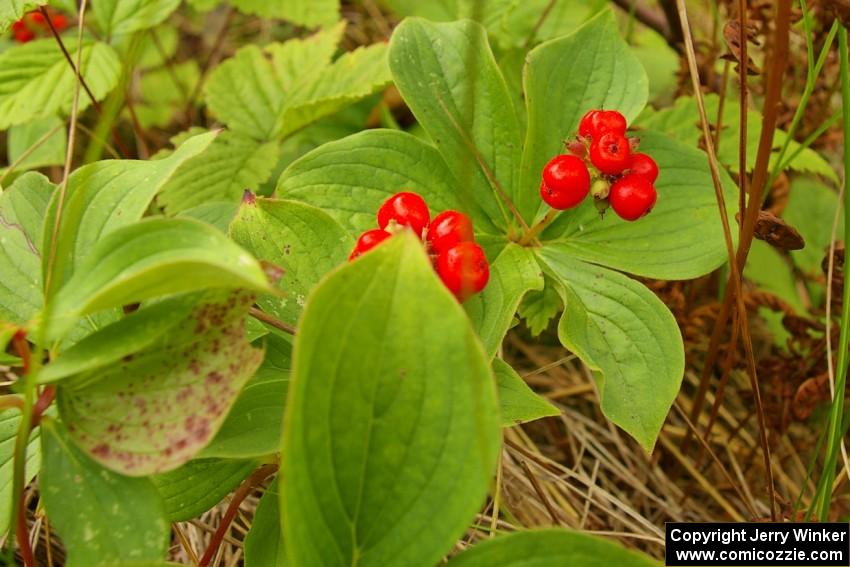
[
  {"xmin": 426, "ymin": 210, "xmax": 474, "ymax": 254},
  {"xmin": 590, "ymin": 132, "xmax": 631, "ymax": 175},
  {"xmin": 594, "ymin": 110, "xmax": 627, "ymax": 136},
  {"xmin": 609, "ymin": 173, "xmax": 657, "ymax": 221},
  {"xmin": 52, "ymin": 13, "xmax": 68, "ymax": 30},
  {"xmin": 628, "ymin": 152, "xmax": 659, "ymax": 183},
  {"xmin": 436, "ymin": 242, "xmax": 489, "ymax": 301},
  {"xmin": 11, "ymin": 20, "xmax": 34, "ymax": 43},
  {"xmin": 28, "ymin": 11, "xmax": 45, "ymax": 25},
  {"xmin": 349, "ymin": 229, "xmax": 391, "ymax": 261},
  {"xmin": 377, "ymin": 191, "xmax": 430, "ymax": 236},
  {"xmin": 579, "ymin": 109, "xmax": 627, "ymax": 139},
  {"xmin": 578, "ymin": 110, "xmax": 600, "ymax": 138},
  {"xmin": 540, "ymin": 154, "xmax": 590, "ymax": 210}
]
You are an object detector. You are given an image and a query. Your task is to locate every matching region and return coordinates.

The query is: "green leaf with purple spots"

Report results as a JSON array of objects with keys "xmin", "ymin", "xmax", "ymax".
[
  {"xmin": 56, "ymin": 289, "xmax": 264, "ymax": 476},
  {"xmin": 46, "ymin": 217, "xmax": 271, "ymax": 340},
  {"xmin": 201, "ymin": 333, "xmax": 291, "ymax": 459},
  {"xmin": 40, "ymin": 418, "xmax": 169, "ymax": 567}
]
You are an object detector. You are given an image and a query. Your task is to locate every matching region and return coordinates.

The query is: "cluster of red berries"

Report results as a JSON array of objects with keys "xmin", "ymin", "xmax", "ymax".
[
  {"xmin": 349, "ymin": 192, "xmax": 490, "ymax": 302},
  {"xmin": 10, "ymin": 9, "xmax": 68, "ymax": 43},
  {"xmin": 539, "ymin": 109, "xmax": 659, "ymax": 221}
]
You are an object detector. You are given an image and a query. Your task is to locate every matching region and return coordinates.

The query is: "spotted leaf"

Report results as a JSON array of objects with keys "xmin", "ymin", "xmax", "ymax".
[{"xmin": 56, "ymin": 289, "xmax": 264, "ymax": 476}]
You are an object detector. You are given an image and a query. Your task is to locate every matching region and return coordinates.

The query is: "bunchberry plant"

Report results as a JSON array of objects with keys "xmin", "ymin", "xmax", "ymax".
[{"xmin": 0, "ymin": 2, "xmax": 744, "ymax": 566}]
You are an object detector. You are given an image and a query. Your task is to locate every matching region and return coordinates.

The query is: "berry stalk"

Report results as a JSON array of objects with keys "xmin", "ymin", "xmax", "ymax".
[{"xmin": 517, "ymin": 208, "xmax": 559, "ymax": 246}]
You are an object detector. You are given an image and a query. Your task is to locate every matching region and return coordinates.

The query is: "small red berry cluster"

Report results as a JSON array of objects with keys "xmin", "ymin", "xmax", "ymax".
[
  {"xmin": 11, "ymin": 9, "xmax": 68, "ymax": 43},
  {"xmin": 349, "ymin": 191, "xmax": 490, "ymax": 302},
  {"xmin": 539, "ymin": 109, "xmax": 659, "ymax": 221}
]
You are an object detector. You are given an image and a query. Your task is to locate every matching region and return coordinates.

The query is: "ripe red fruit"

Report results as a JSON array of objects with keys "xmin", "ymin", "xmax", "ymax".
[
  {"xmin": 377, "ymin": 191, "xmax": 430, "ymax": 236},
  {"xmin": 590, "ymin": 132, "xmax": 631, "ymax": 175},
  {"xmin": 349, "ymin": 229, "xmax": 391, "ymax": 261},
  {"xmin": 609, "ymin": 173, "xmax": 657, "ymax": 221},
  {"xmin": 52, "ymin": 13, "xmax": 68, "ymax": 30},
  {"xmin": 628, "ymin": 152, "xmax": 659, "ymax": 183},
  {"xmin": 579, "ymin": 109, "xmax": 627, "ymax": 139},
  {"xmin": 11, "ymin": 20, "xmax": 34, "ymax": 43},
  {"xmin": 540, "ymin": 154, "xmax": 591, "ymax": 209},
  {"xmin": 578, "ymin": 110, "xmax": 600, "ymax": 138},
  {"xmin": 436, "ymin": 242, "xmax": 489, "ymax": 301},
  {"xmin": 426, "ymin": 210, "xmax": 474, "ymax": 254}
]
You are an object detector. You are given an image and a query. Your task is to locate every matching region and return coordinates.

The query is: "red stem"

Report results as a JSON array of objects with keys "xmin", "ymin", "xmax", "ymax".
[
  {"xmin": 198, "ymin": 464, "xmax": 278, "ymax": 567},
  {"xmin": 31, "ymin": 387, "xmax": 56, "ymax": 428},
  {"xmin": 11, "ymin": 332, "xmax": 30, "ymax": 375},
  {"xmin": 16, "ymin": 493, "xmax": 34, "ymax": 567}
]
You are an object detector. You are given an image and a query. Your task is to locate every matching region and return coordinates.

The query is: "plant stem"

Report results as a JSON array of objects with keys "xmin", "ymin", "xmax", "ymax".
[
  {"xmin": 6, "ymin": 334, "xmax": 34, "ymax": 566},
  {"xmin": 249, "ymin": 307, "xmax": 296, "ymax": 336},
  {"xmin": 39, "ymin": 6, "xmax": 130, "ymax": 159},
  {"xmin": 198, "ymin": 464, "xmax": 277, "ymax": 567},
  {"xmin": 765, "ymin": 16, "xmax": 839, "ymax": 192},
  {"xmin": 517, "ymin": 209, "xmax": 558, "ymax": 246},
  {"xmin": 813, "ymin": 25, "xmax": 850, "ymax": 522}
]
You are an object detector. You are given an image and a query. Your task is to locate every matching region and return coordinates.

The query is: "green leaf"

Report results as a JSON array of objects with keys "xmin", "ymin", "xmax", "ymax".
[
  {"xmin": 133, "ymin": 61, "xmax": 199, "ymax": 129},
  {"xmin": 496, "ymin": 1, "xmax": 606, "ymax": 48},
  {"xmin": 204, "ymin": 25, "xmax": 389, "ymax": 141},
  {"xmin": 784, "ymin": 176, "xmax": 844, "ymax": 275},
  {"xmin": 518, "ymin": 280, "xmax": 562, "ymax": 336},
  {"xmin": 521, "ymin": 9, "xmax": 648, "ymax": 222},
  {"xmin": 275, "ymin": 43, "xmax": 390, "ymax": 139},
  {"xmin": 0, "ymin": 0, "xmax": 40, "ymax": 32},
  {"xmin": 230, "ymin": 0, "xmax": 339, "ymax": 27},
  {"xmin": 40, "ymin": 418, "xmax": 169, "ymax": 567},
  {"xmin": 201, "ymin": 334, "xmax": 291, "ymax": 458},
  {"xmin": 0, "ymin": 408, "xmax": 41, "ymax": 536},
  {"xmin": 151, "ymin": 458, "xmax": 258, "ymax": 521},
  {"xmin": 465, "ymin": 243, "xmax": 543, "ymax": 359},
  {"xmin": 542, "ymin": 131, "xmax": 737, "ymax": 280},
  {"xmin": 204, "ymin": 45, "xmax": 288, "ymax": 140},
  {"xmin": 41, "ymin": 130, "xmax": 217, "ymax": 294},
  {"xmin": 229, "ymin": 197, "xmax": 351, "ymax": 328},
  {"xmin": 178, "ymin": 201, "xmax": 239, "ymax": 233},
  {"xmin": 0, "ymin": 171, "xmax": 53, "ymax": 326},
  {"xmin": 537, "ymin": 248, "xmax": 684, "ymax": 451},
  {"xmin": 281, "ymin": 233, "xmax": 501, "ymax": 567},
  {"xmin": 0, "ymin": 38, "xmax": 120, "ymax": 129},
  {"xmin": 158, "ymin": 132, "xmax": 279, "ymax": 215},
  {"xmin": 635, "ymin": 94, "xmax": 838, "ymax": 183},
  {"xmin": 445, "ymin": 529, "xmax": 660, "ymax": 567},
  {"xmin": 278, "ymin": 129, "xmax": 497, "ymax": 234},
  {"xmin": 7, "ymin": 115, "xmax": 66, "ymax": 171},
  {"xmin": 47, "ymin": 217, "xmax": 269, "ymax": 339},
  {"xmin": 244, "ymin": 480, "xmax": 287, "ymax": 567},
  {"xmin": 745, "ymin": 240, "xmax": 804, "ymax": 313},
  {"xmin": 389, "ymin": 17, "xmax": 522, "ymax": 228},
  {"xmin": 92, "ymin": 0, "xmax": 180, "ymax": 37},
  {"xmin": 494, "ymin": 358, "xmax": 559, "ymax": 426},
  {"xmin": 39, "ymin": 297, "xmax": 196, "ymax": 383},
  {"xmin": 56, "ymin": 289, "xmax": 264, "ymax": 475}
]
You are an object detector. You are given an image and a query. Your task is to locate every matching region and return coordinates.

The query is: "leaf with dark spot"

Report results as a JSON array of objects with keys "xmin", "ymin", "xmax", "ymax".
[
  {"xmin": 57, "ymin": 289, "xmax": 264, "ymax": 476},
  {"xmin": 738, "ymin": 209, "xmax": 805, "ymax": 251},
  {"xmin": 722, "ymin": 19, "xmax": 761, "ymax": 75}
]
